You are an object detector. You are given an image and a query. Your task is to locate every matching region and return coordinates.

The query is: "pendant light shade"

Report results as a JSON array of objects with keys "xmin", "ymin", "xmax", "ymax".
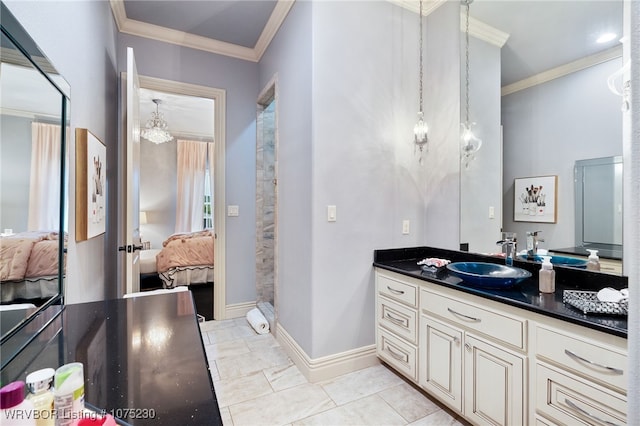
[
  {"xmin": 461, "ymin": 0, "xmax": 482, "ymax": 168},
  {"xmin": 141, "ymin": 99, "xmax": 174, "ymax": 144},
  {"xmin": 414, "ymin": 0, "xmax": 429, "ymax": 163}
]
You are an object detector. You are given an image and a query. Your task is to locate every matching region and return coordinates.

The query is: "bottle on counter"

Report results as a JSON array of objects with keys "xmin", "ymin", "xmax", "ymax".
[
  {"xmin": 539, "ymin": 256, "xmax": 555, "ymax": 294},
  {"xmin": 1, "ymin": 381, "xmax": 37, "ymax": 426},
  {"xmin": 25, "ymin": 368, "xmax": 55, "ymax": 426},
  {"xmin": 54, "ymin": 363, "xmax": 84, "ymax": 426},
  {"xmin": 586, "ymin": 249, "xmax": 601, "ymax": 271}
]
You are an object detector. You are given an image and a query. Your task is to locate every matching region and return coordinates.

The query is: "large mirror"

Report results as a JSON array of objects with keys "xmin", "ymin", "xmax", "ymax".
[
  {"xmin": 0, "ymin": 2, "xmax": 69, "ymax": 353},
  {"xmin": 460, "ymin": 0, "xmax": 624, "ymax": 274}
]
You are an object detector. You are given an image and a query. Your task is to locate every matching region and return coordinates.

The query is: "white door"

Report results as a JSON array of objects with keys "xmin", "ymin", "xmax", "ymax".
[{"xmin": 119, "ymin": 47, "xmax": 142, "ymax": 296}]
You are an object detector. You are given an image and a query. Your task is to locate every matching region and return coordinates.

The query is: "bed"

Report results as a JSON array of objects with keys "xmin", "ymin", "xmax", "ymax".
[
  {"xmin": 147, "ymin": 230, "xmax": 214, "ymax": 289},
  {"xmin": 1, "ymin": 231, "xmax": 65, "ymax": 303}
]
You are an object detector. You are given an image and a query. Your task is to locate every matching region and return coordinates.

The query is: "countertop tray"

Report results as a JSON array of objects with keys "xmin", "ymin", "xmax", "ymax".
[{"xmin": 563, "ymin": 290, "xmax": 628, "ymax": 316}]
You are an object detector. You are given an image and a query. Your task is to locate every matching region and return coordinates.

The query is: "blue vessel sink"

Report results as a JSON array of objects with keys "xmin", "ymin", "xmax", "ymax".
[
  {"xmin": 516, "ymin": 254, "xmax": 587, "ymax": 268},
  {"xmin": 446, "ymin": 262, "xmax": 532, "ymax": 289}
]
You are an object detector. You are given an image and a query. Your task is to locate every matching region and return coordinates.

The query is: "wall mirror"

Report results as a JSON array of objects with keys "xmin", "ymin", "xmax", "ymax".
[
  {"xmin": 0, "ymin": 2, "xmax": 70, "ymax": 362},
  {"xmin": 459, "ymin": 0, "xmax": 625, "ymax": 274}
]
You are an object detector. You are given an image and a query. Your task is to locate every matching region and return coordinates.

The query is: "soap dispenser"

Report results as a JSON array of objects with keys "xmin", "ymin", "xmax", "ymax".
[
  {"xmin": 586, "ymin": 249, "xmax": 601, "ymax": 271},
  {"xmin": 539, "ymin": 256, "xmax": 555, "ymax": 293}
]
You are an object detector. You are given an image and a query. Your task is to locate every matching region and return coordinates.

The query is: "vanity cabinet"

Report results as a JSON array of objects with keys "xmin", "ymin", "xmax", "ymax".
[
  {"xmin": 374, "ymin": 268, "xmax": 628, "ymax": 426},
  {"xmin": 419, "ymin": 288, "xmax": 526, "ymax": 425},
  {"xmin": 534, "ymin": 325, "xmax": 627, "ymax": 425},
  {"xmin": 375, "ymin": 272, "xmax": 419, "ymax": 381}
]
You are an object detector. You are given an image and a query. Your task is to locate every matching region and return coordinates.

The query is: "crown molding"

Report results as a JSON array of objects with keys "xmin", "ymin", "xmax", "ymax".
[
  {"xmin": 388, "ymin": 0, "xmax": 448, "ymax": 16},
  {"xmin": 110, "ymin": 0, "xmax": 295, "ymax": 63},
  {"xmin": 502, "ymin": 45, "xmax": 623, "ymax": 96},
  {"xmin": 254, "ymin": 1, "xmax": 295, "ymax": 60},
  {"xmin": 462, "ymin": 15, "xmax": 510, "ymax": 47}
]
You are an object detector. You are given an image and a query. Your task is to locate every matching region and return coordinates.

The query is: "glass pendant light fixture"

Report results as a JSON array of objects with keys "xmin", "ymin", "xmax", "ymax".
[
  {"xmin": 141, "ymin": 98, "xmax": 174, "ymax": 144},
  {"xmin": 461, "ymin": 0, "xmax": 482, "ymax": 169},
  {"xmin": 414, "ymin": 0, "xmax": 428, "ymax": 163}
]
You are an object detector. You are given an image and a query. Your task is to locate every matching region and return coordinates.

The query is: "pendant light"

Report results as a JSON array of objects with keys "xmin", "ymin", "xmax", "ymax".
[
  {"xmin": 414, "ymin": 0, "xmax": 428, "ymax": 164},
  {"xmin": 141, "ymin": 99, "xmax": 174, "ymax": 144},
  {"xmin": 461, "ymin": 0, "xmax": 482, "ymax": 169}
]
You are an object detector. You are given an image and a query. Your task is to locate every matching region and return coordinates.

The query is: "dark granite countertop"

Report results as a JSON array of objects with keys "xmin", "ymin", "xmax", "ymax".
[
  {"xmin": 1, "ymin": 292, "xmax": 222, "ymax": 425},
  {"xmin": 374, "ymin": 247, "xmax": 627, "ymax": 339}
]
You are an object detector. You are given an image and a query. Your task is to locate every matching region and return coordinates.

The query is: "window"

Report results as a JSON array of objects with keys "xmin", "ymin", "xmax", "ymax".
[{"xmin": 203, "ymin": 167, "xmax": 213, "ymax": 229}]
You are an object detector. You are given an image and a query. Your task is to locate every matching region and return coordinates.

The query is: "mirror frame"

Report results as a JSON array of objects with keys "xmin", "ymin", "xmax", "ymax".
[{"xmin": 0, "ymin": 2, "xmax": 69, "ymax": 351}]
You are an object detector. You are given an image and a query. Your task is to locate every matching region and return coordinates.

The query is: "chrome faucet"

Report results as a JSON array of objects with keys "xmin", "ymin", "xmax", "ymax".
[
  {"xmin": 496, "ymin": 232, "xmax": 517, "ymax": 266},
  {"xmin": 526, "ymin": 231, "xmax": 544, "ymax": 258}
]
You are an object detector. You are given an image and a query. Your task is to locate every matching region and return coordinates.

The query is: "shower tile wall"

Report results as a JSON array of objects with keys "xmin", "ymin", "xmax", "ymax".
[{"xmin": 256, "ymin": 101, "xmax": 276, "ymax": 306}]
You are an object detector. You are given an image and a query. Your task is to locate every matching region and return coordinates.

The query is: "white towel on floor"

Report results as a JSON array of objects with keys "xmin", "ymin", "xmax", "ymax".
[{"xmin": 246, "ymin": 307, "xmax": 270, "ymax": 334}]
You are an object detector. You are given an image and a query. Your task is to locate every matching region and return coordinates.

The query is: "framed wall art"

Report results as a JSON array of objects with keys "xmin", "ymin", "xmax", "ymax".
[
  {"xmin": 75, "ymin": 128, "xmax": 106, "ymax": 241},
  {"xmin": 514, "ymin": 175, "xmax": 558, "ymax": 223}
]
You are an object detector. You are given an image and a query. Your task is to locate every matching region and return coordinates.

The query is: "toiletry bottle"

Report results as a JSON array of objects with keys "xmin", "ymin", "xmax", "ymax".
[
  {"xmin": 586, "ymin": 249, "xmax": 601, "ymax": 271},
  {"xmin": 54, "ymin": 363, "xmax": 84, "ymax": 426},
  {"xmin": 25, "ymin": 368, "xmax": 55, "ymax": 426},
  {"xmin": 539, "ymin": 256, "xmax": 555, "ymax": 293},
  {"xmin": 1, "ymin": 381, "xmax": 37, "ymax": 426}
]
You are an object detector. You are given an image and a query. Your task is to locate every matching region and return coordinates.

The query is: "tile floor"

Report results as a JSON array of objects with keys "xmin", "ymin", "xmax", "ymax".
[{"xmin": 200, "ymin": 318, "xmax": 468, "ymax": 426}]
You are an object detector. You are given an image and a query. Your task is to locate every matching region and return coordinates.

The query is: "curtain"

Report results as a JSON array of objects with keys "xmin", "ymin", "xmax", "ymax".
[
  {"xmin": 28, "ymin": 122, "xmax": 61, "ymax": 231},
  {"xmin": 175, "ymin": 139, "xmax": 207, "ymax": 232}
]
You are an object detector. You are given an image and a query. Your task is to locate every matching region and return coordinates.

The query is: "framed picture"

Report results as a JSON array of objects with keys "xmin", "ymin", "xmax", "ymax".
[
  {"xmin": 514, "ymin": 175, "xmax": 558, "ymax": 223},
  {"xmin": 75, "ymin": 128, "xmax": 106, "ymax": 241}
]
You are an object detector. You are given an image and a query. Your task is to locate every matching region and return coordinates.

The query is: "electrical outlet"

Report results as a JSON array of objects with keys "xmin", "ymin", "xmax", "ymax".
[
  {"xmin": 227, "ymin": 205, "xmax": 239, "ymax": 217},
  {"xmin": 402, "ymin": 220, "xmax": 410, "ymax": 235}
]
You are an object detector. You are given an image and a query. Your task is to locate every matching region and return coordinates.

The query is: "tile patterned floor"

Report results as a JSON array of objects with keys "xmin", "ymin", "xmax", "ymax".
[{"xmin": 200, "ymin": 318, "xmax": 468, "ymax": 426}]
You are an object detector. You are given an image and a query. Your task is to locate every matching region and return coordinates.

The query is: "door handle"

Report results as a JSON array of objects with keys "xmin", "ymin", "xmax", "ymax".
[{"xmin": 118, "ymin": 244, "xmax": 144, "ymax": 253}]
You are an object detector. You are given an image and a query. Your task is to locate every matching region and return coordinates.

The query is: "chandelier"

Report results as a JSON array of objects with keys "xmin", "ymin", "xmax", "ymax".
[
  {"xmin": 461, "ymin": 0, "xmax": 482, "ymax": 169},
  {"xmin": 414, "ymin": 0, "xmax": 428, "ymax": 164},
  {"xmin": 141, "ymin": 99, "xmax": 174, "ymax": 144}
]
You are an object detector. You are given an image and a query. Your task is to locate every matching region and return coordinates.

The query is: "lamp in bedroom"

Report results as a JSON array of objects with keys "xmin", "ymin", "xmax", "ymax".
[{"xmin": 141, "ymin": 99, "xmax": 174, "ymax": 144}]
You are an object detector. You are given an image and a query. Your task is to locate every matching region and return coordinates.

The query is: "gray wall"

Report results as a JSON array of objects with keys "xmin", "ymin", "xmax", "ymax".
[
  {"xmin": 502, "ymin": 58, "xmax": 623, "ymax": 251},
  {"xmin": 258, "ymin": 0, "xmax": 314, "ymax": 353},
  {"xmin": 259, "ymin": 1, "xmax": 460, "ymax": 359},
  {"xmin": 116, "ymin": 34, "xmax": 260, "ymax": 305},
  {"xmin": 460, "ymin": 36, "xmax": 502, "ymax": 254},
  {"xmin": 0, "ymin": 115, "xmax": 32, "ymax": 232},
  {"xmin": 6, "ymin": 0, "xmax": 120, "ymax": 303}
]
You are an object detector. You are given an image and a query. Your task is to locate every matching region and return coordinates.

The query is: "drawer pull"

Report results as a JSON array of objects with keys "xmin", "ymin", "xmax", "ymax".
[
  {"xmin": 447, "ymin": 307, "xmax": 481, "ymax": 322},
  {"xmin": 387, "ymin": 286, "xmax": 405, "ymax": 295},
  {"xmin": 564, "ymin": 399, "xmax": 621, "ymax": 426},
  {"xmin": 385, "ymin": 345, "xmax": 406, "ymax": 361},
  {"xmin": 385, "ymin": 313, "xmax": 406, "ymax": 326},
  {"xmin": 564, "ymin": 349, "xmax": 624, "ymax": 375}
]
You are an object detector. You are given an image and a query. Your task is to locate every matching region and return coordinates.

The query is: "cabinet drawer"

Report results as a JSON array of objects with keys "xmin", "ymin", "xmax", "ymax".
[
  {"xmin": 421, "ymin": 289, "xmax": 526, "ymax": 350},
  {"xmin": 377, "ymin": 295, "xmax": 417, "ymax": 344},
  {"xmin": 536, "ymin": 363, "xmax": 626, "ymax": 426},
  {"xmin": 377, "ymin": 328, "xmax": 417, "ymax": 381},
  {"xmin": 536, "ymin": 326, "xmax": 627, "ymax": 392},
  {"xmin": 377, "ymin": 273, "xmax": 417, "ymax": 308}
]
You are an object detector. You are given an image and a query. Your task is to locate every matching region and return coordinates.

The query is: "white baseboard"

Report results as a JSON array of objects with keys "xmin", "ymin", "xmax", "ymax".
[
  {"xmin": 276, "ymin": 323, "xmax": 379, "ymax": 383},
  {"xmin": 224, "ymin": 301, "xmax": 255, "ymax": 319}
]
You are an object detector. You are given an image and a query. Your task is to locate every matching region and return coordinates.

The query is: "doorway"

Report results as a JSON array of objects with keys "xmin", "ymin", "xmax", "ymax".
[
  {"xmin": 256, "ymin": 78, "xmax": 278, "ymax": 330},
  {"xmin": 138, "ymin": 75, "xmax": 226, "ymax": 320}
]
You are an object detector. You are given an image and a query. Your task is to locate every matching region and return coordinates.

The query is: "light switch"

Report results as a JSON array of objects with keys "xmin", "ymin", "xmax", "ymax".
[
  {"xmin": 402, "ymin": 220, "xmax": 410, "ymax": 235},
  {"xmin": 327, "ymin": 205, "xmax": 337, "ymax": 222},
  {"xmin": 489, "ymin": 206, "xmax": 495, "ymax": 219},
  {"xmin": 228, "ymin": 205, "xmax": 239, "ymax": 217}
]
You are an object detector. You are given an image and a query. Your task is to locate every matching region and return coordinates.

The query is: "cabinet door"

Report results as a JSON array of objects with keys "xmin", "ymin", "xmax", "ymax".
[
  {"xmin": 464, "ymin": 334, "xmax": 525, "ymax": 426},
  {"xmin": 419, "ymin": 315, "xmax": 463, "ymax": 413}
]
